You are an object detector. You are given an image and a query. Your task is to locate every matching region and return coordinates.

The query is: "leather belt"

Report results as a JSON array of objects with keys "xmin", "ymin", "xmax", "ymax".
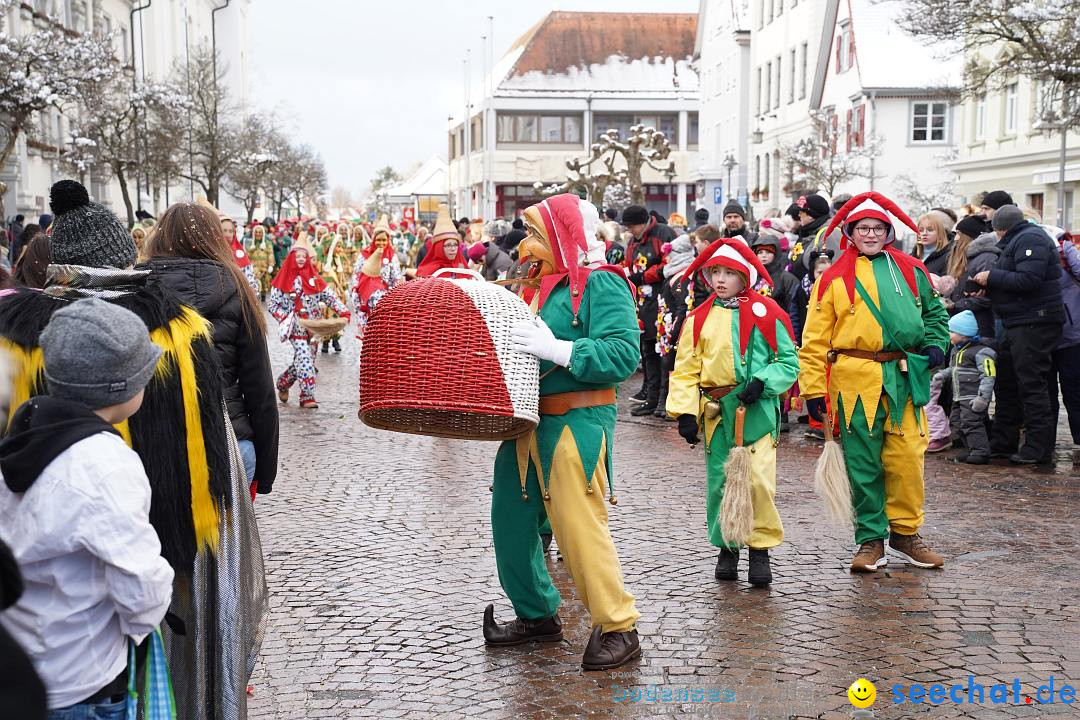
[
  {"xmin": 827, "ymin": 349, "xmax": 907, "ymax": 363},
  {"xmin": 539, "ymin": 388, "xmax": 616, "ymax": 415},
  {"xmin": 701, "ymin": 385, "xmax": 737, "ymax": 400}
]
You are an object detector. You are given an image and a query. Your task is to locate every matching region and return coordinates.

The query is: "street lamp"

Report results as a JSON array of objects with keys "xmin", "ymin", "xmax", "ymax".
[{"xmin": 722, "ymin": 153, "xmax": 738, "ymax": 205}]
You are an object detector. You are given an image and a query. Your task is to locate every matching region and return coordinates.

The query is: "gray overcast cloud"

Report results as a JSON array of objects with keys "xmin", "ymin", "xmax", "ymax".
[{"xmin": 247, "ymin": 0, "xmax": 698, "ymax": 194}]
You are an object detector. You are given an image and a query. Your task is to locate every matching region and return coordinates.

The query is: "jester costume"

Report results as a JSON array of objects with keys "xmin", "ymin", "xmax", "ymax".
[
  {"xmin": 317, "ymin": 227, "xmax": 353, "ymax": 353},
  {"xmin": 247, "ymin": 225, "xmax": 275, "ymax": 300},
  {"xmin": 667, "ymin": 239, "xmax": 799, "ymax": 585},
  {"xmin": 799, "ymin": 193, "xmax": 949, "ymax": 572},
  {"xmin": 485, "ymin": 193, "xmax": 642, "ymax": 671},
  {"xmin": 268, "ymin": 237, "xmax": 350, "ymax": 408}
]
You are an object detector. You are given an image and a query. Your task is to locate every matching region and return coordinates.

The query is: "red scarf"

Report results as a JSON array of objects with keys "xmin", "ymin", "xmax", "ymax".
[
  {"xmin": 415, "ymin": 235, "xmax": 467, "ymax": 277},
  {"xmin": 271, "ymin": 248, "xmax": 326, "ymax": 295}
]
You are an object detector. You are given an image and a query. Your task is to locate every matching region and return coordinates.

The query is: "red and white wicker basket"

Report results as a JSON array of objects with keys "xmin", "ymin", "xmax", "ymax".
[{"xmin": 358, "ymin": 268, "xmax": 540, "ymax": 440}]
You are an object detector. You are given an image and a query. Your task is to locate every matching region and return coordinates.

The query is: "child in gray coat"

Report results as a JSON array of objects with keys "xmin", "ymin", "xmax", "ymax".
[{"xmin": 937, "ymin": 310, "xmax": 997, "ymax": 464}]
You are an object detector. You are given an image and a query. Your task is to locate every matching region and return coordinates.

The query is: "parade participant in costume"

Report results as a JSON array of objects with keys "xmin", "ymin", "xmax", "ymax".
[
  {"xmin": 789, "ymin": 194, "xmax": 841, "ymax": 284},
  {"xmin": 410, "ymin": 207, "xmax": 468, "ymax": 278},
  {"xmin": 799, "ymin": 192, "xmax": 949, "ymax": 572},
  {"xmin": 131, "ymin": 224, "xmax": 148, "ymax": 260},
  {"xmin": 247, "ymin": 224, "xmax": 275, "ymax": 301},
  {"xmin": 351, "ymin": 216, "xmax": 402, "ymax": 345},
  {"xmin": 485, "ymin": 193, "xmax": 642, "ymax": 671},
  {"xmin": 268, "ymin": 234, "xmax": 350, "ymax": 408},
  {"xmin": 0, "ymin": 180, "xmax": 266, "ymax": 720},
  {"xmin": 216, "ymin": 210, "xmax": 260, "ymax": 295},
  {"xmin": 272, "ymin": 225, "xmax": 292, "ymax": 268},
  {"xmin": 317, "ymin": 227, "xmax": 353, "ymax": 354},
  {"xmin": 667, "ymin": 239, "xmax": 799, "ymax": 586}
]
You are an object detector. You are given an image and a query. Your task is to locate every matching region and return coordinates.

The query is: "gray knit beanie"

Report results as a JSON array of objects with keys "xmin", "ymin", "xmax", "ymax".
[
  {"xmin": 48, "ymin": 180, "xmax": 138, "ymax": 269},
  {"xmin": 40, "ymin": 298, "xmax": 162, "ymax": 409},
  {"xmin": 991, "ymin": 204, "xmax": 1025, "ymax": 232}
]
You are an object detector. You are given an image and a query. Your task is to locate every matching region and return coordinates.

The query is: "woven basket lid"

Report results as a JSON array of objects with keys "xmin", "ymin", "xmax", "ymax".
[{"xmin": 358, "ymin": 271, "xmax": 539, "ymax": 440}]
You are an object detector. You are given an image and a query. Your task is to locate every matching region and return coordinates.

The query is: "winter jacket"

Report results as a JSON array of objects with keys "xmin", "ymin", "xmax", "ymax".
[
  {"xmin": 756, "ymin": 253, "xmax": 799, "ymax": 328},
  {"xmin": 922, "ymin": 241, "xmax": 954, "ymax": 277},
  {"xmin": 481, "ymin": 243, "xmax": 512, "ymax": 282},
  {"xmin": 934, "ymin": 340, "xmax": 996, "ymax": 410},
  {"xmin": 624, "ymin": 219, "xmax": 677, "ymax": 337},
  {"xmin": 949, "ymin": 233, "xmax": 1001, "ymax": 338},
  {"xmin": 0, "ymin": 397, "xmax": 174, "ymax": 709},
  {"xmin": 1056, "ymin": 237, "xmax": 1080, "ymax": 349},
  {"xmin": 143, "ymin": 257, "xmax": 280, "ymax": 494},
  {"xmin": 723, "ymin": 225, "xmax": 751, "ymax": 241},
  {"xmin": 987, "ymin": 223, "xmax": 1064, "ymax": 328}
]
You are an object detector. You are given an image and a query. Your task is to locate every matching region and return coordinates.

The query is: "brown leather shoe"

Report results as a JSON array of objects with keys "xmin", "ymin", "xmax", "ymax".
[
  {"xmin": 277, "ymin": 389, "xmax": 289, "ymax": 403},
  {"xmin": 482, "ymin": 604, "xmax": 562, "ymax": 646},
  {"xmin": 889, "ymin": 532, "xmax": 944, "ymax": 568},
  {"xmin": 849, "ymin": 539, "xmax": 888, "ymax": 573},
  {"xmin": 581, "ymin": 625, "xmax": 641, "ymax": 671}
]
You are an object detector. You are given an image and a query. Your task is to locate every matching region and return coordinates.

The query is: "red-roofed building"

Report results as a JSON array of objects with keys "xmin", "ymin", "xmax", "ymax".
[{"xmin": 448, "ymin": 10, "xmax": 700, "ymax": 220}]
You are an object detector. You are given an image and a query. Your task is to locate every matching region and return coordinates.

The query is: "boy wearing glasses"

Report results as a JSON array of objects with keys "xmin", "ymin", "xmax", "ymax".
[{"xmin": 799, "ymin": 193, "xmax": 949, "ymax": 573}]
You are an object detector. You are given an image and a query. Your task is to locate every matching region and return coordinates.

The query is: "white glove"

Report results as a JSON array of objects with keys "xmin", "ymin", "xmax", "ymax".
[{"xmin": 512, "ymin": 316, "xmax": 574, "ymax": 367}]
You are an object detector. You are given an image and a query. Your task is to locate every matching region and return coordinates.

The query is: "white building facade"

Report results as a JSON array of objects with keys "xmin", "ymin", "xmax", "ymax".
[
  {"xmin": 1, "ymin": 0, "xmax": 249, "ymax": 222},
  {"xmin": 447, "ymin": 11, "xmax": 700, "ymax": 221},
  {"xmin": 948, "ymin": 45, "xmax": 1080, "ymax": 228},
  {"xmin": 812, "ymin": 0, "xmax": 960, "ymax": 208}
]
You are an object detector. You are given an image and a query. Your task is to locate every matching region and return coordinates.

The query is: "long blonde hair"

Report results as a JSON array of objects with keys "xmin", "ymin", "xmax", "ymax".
[
  {"xmin": 914, "ymin": 213, "xmax": 950, "ymax": 257},
  {"xmin": 947, "ymin": 231, "xmax": 976, "ymax": 279}
]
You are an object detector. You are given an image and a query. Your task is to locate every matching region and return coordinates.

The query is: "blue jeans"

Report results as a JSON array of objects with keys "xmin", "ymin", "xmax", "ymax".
[
  {"xmin": 238, "ymin": 439, "xmax": 256, "ymax": 485},
  {"xmin": 48, "ymin": 696, "xmax": 125, "ymax": 720}
]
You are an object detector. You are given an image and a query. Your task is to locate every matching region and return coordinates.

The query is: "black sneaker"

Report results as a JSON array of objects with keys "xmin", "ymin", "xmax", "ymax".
[
  {"xmin": 961, "ymin": 453, "xmax": 988, "ymax": 465},
  {"xmin": 630, "ymin": 404, "xmax": 657, "ymax": 416},
  {"xmin": 629, "ymin": 389, "xmax": 648, "ymax": 404},
  {"xmin": 714, "ymin": 548, "xmax": 738, "ymax": 581},
  {"xmin": 1009, "ymin": 453, "xmax": 1039, "ymax": 465},
  {"xmin": 805, "ymin": 428, "xmax": 825, "ymax": 440},
  {"xmin": 747, "ymin": 548, "xmax": 772, "ymax": 587}
]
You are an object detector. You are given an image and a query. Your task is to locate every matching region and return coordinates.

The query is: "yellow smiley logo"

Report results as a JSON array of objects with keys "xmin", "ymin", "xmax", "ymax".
[{"xmin": 848, "ymin": 678, "xmax": 876, "ymax": 708}]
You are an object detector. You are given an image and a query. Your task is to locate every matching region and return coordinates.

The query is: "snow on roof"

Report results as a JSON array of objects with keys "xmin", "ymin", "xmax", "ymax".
[
  {"xmin": 382, "ymin": 156, "xmax": 448, "ymax": 198},
  {"xmin": 853, "ymin": 0, "xmax": 961, "ymax": 92},
  {"xmin": 495, "ymin": 11, "xmax": 699, "ymax": 95}
]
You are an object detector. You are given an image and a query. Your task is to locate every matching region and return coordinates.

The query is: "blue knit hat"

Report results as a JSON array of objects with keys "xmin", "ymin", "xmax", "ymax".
[{"xmin": 948, "ymin": 310, "xmax": 979, "ymax": 338}]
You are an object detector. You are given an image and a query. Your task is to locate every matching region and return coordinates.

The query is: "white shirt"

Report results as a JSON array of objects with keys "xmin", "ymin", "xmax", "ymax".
[{"xmin": 0, "ymin": 432, "xmax": 174, "ymax": 709}]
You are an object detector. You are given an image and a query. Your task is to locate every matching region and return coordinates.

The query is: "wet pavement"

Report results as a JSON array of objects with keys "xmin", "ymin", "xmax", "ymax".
[{"xmin": 249, "ymin": 336, "xmax": 1079, "ymax": 719}]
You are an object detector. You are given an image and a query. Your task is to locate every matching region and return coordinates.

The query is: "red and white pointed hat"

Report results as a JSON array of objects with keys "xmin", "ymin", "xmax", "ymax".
[
  {"xmin": 824, "ymin": 191, "xmax": 920, "ymax": 249},
  {"xmin": 682, "ymin": 237, "xmax": 773, "ymax": 290}
]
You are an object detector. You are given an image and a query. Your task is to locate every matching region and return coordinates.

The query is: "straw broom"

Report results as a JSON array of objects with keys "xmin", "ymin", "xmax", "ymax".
[
  {"xmin": 719, "ymin": 405, "xmax": 754, "ymax": 546},
  {"xmin": 813, "ymin": 411, "xmax": 854, "ymax": 529}
]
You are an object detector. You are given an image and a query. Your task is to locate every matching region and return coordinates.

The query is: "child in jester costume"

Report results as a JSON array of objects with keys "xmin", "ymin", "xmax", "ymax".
[
  {"xmin": 799, "ymin": 192, "xmax": 949, "ymax": 573},
  {"xmin": 485, "ymin": 193, "xmax": 642, "ymax": 671},
  {"xmin": 667, "ymin": 238, "xmax": 799, "ymax": 586}
]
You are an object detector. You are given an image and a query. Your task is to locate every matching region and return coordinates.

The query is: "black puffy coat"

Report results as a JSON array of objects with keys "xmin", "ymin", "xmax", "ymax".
[
  {"xmin": 987, "ymin": 223, "xmax": 1064, "ymax": 328},
  {"xmin": 143, "ymin": 257, "xmax": 279, "ymax": 493},
  {"xmin": 921, "ymin": 241, "xmax": 954, "ymax": 277}
]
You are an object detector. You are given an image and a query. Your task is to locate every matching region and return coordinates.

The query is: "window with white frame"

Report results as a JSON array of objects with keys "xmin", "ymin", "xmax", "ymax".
[
  {"xmin": 836, "ymin": 22, "xmax": 854, "ymax": 73},
  {"xmin": 911, "ymin": 101, "xmax": 947, "ymax": 143},
  {"xmin": 774, "ymin": 56, "xmax": 781, "ymax": 109},
  {"xmin": 764, "ymin": 61, "xmax": 772, "ymax": 113},
  {"xmin": 799, "ymin": 42, "xmax": 808, "ymax": 99},
  {"xmin": 755, "ymin": 66, "xmax": 762, "ymax": 114},
  {"xmin": 788, "ymin": 48, "xmax": 796, "ymax": 103},
  {"xmin": 496, "ymin": 113, "xmax": 583, "ymax": 144},
  {"xmin": 975, "ymin": 95, "xmax": 986, "ymax": 140},
  {"xmin": 1004, "ymin": 82, "xmax": 1018, "ymax": 133}
]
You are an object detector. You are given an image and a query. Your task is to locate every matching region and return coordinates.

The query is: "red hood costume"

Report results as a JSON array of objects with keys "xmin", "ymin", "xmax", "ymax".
[
  {"xmin": 519, "ymin": 193, "xmax": 634, "ymax": 321},
  {"xmin": 680, "ymin": 237, "xmax": 793, "ymax": 353},
  {"xmin": 353, "ymin": 218, "xmax": 396, "ymax": 310},
  {"xmin": 271, "ymin": 236, "xmax": 326, "ymax": 295},
  {"xmin": 415, "ymin": 207, "xmax": 467, "ymax": 277}
]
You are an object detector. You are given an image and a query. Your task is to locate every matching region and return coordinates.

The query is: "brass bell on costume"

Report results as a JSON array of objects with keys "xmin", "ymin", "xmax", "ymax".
[{"xmin": 704, "ymin": 400, "xmax": 721, "ymax": 420}]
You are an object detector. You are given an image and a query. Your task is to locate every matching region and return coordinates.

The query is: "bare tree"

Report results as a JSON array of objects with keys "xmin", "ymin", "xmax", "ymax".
[
  {"xmin": 64, "ymin": 74, "xmax": 189, "ymax": 224},
  {"xmin": 330, "ymin": 186, "xmax": 353, "ymax": 211},
  {"xmin": 893, "ymin": 174, "xmax": 958, "ymax": 217},
  {"xmin": 893, "ymin": 0, "xmax": 1080, "ymax": 128},
  {"xmin": 781, "ymin": 111, "xmax": 882, "ymax": 198},
  {"xmin": 223, "ymin": 115, "xmax": 278, "ymax": 224},
  {"xmin": 286, "ymin": 145, "xmax": 328, "ymax": 217},
  {"xmin": 0, "ymin": 0, "xmax": 118, "ymax": 217},
  {"xmin": 170, "ymin": 45, "xmax": 245, "ymax": 205}
]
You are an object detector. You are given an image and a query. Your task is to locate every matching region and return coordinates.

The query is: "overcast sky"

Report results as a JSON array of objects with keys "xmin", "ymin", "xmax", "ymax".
[{"xmin": 247, "ymin": 0, "xmax": 698, "ymax": 198}]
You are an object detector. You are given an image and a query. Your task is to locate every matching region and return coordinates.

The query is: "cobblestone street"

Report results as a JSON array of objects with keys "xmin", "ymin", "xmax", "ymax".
[{"xmin": 249, "ymin": 337, "xmax": 1079, "ymax": 719}]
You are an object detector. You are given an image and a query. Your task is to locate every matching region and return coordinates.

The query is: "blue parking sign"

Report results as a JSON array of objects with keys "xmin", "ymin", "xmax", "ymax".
[{"xmin": 713, "ymin": 186, "xmax": 723, "ymax": 204}]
